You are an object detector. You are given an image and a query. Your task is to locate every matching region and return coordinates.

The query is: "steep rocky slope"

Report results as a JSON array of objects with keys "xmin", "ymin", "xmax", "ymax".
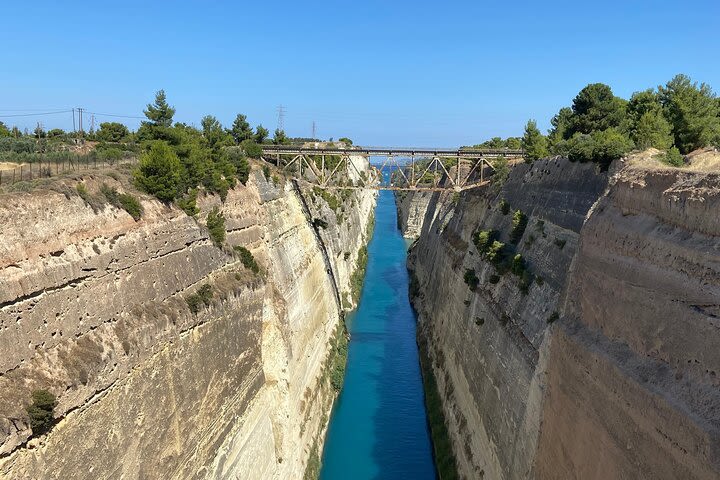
[
  {"xmin": 403, "ymin": 157, "xmax": 720, "ymax": 479},
  {"xmin": 0, "ymin": 160, "xmax": 375, "ymax": 479}
]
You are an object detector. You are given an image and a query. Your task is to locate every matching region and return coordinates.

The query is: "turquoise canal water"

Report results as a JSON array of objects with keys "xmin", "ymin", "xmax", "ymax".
[{"xmin": 319, "ymin": 190, "xmax": 437, "ymax": 480}]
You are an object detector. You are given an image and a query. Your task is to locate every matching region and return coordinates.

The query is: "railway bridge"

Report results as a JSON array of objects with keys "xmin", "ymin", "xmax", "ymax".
[{"xmin": 260, "ymin": 145, "xmax": 524, "ymax": 191}]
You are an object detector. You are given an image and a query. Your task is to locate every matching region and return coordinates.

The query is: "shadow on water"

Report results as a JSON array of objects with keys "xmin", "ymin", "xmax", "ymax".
[{"xmin": 319, "ymin": 190, "xmax": 436, "ymax": 480}]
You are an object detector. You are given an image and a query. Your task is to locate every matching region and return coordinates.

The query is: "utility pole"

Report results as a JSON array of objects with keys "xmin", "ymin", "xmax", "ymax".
[
  {"xmin": 277, "ymin": 105, "xmax": 286, "ymax": 131},
  {"xmin": 312, "ymin": 120, "xmax": 316, "ymax": 140},
  {"xmin": 90, "ymin": 114, "xmax": 95, "ymax": 134},
  {"xmin": 72, "ymin": 108, "xmax": 76, "ymax": 135}
]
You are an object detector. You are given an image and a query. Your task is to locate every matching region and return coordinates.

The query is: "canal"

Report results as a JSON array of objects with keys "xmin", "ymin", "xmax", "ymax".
[{"xmin": 319, "ymin": 189, "xmax": 437, "ymax": 479}]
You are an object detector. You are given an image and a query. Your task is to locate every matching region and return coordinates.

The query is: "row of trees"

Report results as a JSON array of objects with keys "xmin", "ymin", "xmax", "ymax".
[
  {"xmin": 133, "ymin": 90, "xmax": 266, "ymax": 206},
  {"xmin": 521, "ymin": 74, "xmax": 720, "ymax": 168}
]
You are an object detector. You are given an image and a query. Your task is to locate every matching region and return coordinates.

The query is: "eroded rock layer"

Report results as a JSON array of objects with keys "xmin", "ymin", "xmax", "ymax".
[
  {"xmin": 403, "ymin": 158, "xmax": 720, "ymax": 479},
  {"xmin": 0, "ymin": 161, "xmax": 376, "ymax": 480}
]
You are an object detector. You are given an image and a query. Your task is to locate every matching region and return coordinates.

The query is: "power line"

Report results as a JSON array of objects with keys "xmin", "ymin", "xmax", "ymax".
[
  {"xmin": 85, "ymin": 111, "xmax": 146, "ymax": 120},
  {"xmin": 0, "ymin": 109, "xmax": 72, "ymax": 118}
]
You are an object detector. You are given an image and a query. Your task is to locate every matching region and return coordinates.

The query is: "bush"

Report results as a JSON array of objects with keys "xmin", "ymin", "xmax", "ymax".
[
  {"xmin": 262, "ymin": 165, "xmax": 271, "ymax": 180},
  {"xmin": 488, "ymin": 274, "xmax": 500, "ymax": 284},
  {"xmin": 486, "ymin": 240, "xmax": 506, "ymax": 266},
  {"xmin": 241, "ymin": 140, "xmax": 262, "ymax": 159},
  {"xmin": 98, "ymin": 147, "xmax": 123, "ymax": 164},
  {"xmin": 100, "ymin": 184, "xmax": 143, "ymax": 221},
  {"xmin": 177, "ymin": 189, "xmax": 200, "ymax": 216},
  {"xmin": 491, "ymin": 157, "xmax": 509, "ymax": 187},
  {"xmin": 499, "ymin": 199, "xmax": 510, "ymax": 215},
  {"xmin": 312, "ymin": 187, "xmax": 341, "ymax": 212},
  {"xmin": 547, "ymin": 312, "xmax": 559, "ymax": 324},
  {"xmin": 567, "ymin": 128, "xmax": 633, "ymax": 170},
  {"xmin": 234, "ymin": 246, "xmax": 259, "ymax": 273},
  {"xmin": 26, "ymin": 389, "xmax": 56, "ymax": 436},
  {"xmin": 134, "ymin": 141, "xmax": 183, "ymax": 202},
  {"xmin": 658, "ymin": 147, "xmax": 685, "ymax": 167},
  {"xmin": 510, "ymin": 254, "xmax": 526, "ymax": 276},
  {"xmin": 472, "ymin": 229, "xmax": 496, "ymax": 254},
  {"xmin": 76, "ymin": 183, "xmax": 90, "ymax": 202},
  {"xmin": 224, "ymin": 148, "xmax": 250, "ymax": 185},
  {"xmin": 463, "ymin": 268, "xmax": 479, "ymax": 290},
  {"xmin": 554, "ymin": 237, "xmax": 566, "ymax": 249},
  {"xmin": 186, "ymin": 283, "xmax": 213, "ymax": 314},
  {"xmin": 206, "ymin": 207, "xmax": 226, "ymax": 246},
  {"xmin": 510, "ymin": 210, "xmax": 528, "ymax": 244}
]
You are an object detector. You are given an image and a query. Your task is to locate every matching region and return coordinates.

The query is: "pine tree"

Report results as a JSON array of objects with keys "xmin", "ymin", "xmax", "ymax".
[
  {"xmin": 143, "ymin": 90, "xmax": 175, "ymax": 127},
  {"xmin": 230, "ymin": 114, "xmax": 254, "ymax": 144},
  {"xmin": 522, "ymin": 119, "xmax": 548, "ymax": 162},
  {"xmin": 255, "ymin": 125, "xmax": 269, "ymax": 144},
  {"xmin": 659, "ymin": 74, "xmax": 720, "ymax": 153},
  {"xmin": 272, "ymin": 128, "xmax": 287, "ymax": 145}
]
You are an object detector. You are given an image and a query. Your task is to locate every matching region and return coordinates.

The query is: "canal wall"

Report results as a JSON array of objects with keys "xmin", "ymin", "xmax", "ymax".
[
  {"xmin": 401, "ymin": 155, "xmax": 720, "ymax": 479},
  {"xmin": 0, "ymin": 158, "xmax": 376, "ymax": 479}
]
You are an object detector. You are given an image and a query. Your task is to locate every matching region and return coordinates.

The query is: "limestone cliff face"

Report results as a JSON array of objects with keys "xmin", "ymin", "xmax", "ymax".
[
  {"xmin": 396, "ymin": 190, "xmax": 434, "ymax": 239},
  {"xmin": 0, "ymin": 163, "xmax": 375, "ymax": 479},
  {"xmin": 534, "ymin": 165, "xmax": 720, "ymax": 479},
  {"xmin": 404, "ymin": 158, "xmax": 720, "ymax": 479}
]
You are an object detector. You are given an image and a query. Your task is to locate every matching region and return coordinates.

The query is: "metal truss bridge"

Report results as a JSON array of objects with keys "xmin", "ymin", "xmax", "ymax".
[{"xmin": 260, "ymin": 146, "xmax": 524, "ymax": 191}]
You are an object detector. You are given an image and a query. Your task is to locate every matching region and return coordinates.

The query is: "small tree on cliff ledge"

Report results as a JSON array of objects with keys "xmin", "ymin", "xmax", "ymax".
[
  {"xmin": 134, "ymin": 141, "xmax": 183, "ymax": 202},
  {"xmin": 522, "ymin": 119, "xmax": 548, "ymax": 162}
]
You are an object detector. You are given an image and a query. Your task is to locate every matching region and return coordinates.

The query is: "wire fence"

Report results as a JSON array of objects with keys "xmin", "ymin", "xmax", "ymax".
[{"xmin": 0, "ymin": 156, "xmax": 138, "ymax": 188}]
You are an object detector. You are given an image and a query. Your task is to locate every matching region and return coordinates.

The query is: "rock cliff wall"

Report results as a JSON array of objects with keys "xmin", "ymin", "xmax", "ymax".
[
  {"xmin": 0, "ymin": 161, "xmax": 376, "ymax": 479},
  {"xmin": 404, "ymin": 158, "xmax": 720, "ymax": 479}
]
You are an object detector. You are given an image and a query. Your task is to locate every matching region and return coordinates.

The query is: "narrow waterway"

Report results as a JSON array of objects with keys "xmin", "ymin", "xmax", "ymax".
[{"xmin": 319, "ymin": 190, "xmax": 437, "ymax": 480}]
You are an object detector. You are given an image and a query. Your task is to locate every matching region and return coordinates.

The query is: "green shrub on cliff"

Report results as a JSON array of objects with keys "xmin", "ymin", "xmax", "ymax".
[
  {"xmin": 472, "ymin": 229, "xmax": 496, "ymax": 255},
  {"xmin": 350, "ymin": 244, "xmax": 368, "ymax": 302},
  {"xmin": 177, "ymin": 189, "xmax": 200, "ymax": 216},
  {"xmin": 134, "ymin": 141, "xmax": 183, "ymax": 202},
  {"xmin": 186, "ymin": 284, "xmax": 213, "ymax": 314},
  {"xmin": 100, "ymin": 184, "xmax": 143, "ymax": 221},
  {"xmin": 26, "ymin": 389, "xmax": 56, "ymax": 436},
  {"xmin": 491, "ymin": 156, "xmax": 509, "ymax": 187},
  {"xmin": 463, "ymin": 268, "xmax": 479, "ymax": 290},
  {"xmin": 657, "ymin": 146, "xmax": 685, "ymax": 167},
  {"xmin": 329, "ymin": 327, "xmax": 349, "ymax": 392},
  {"xmin": 486, "ymin": 240, "xmax": 506, "ymax": 266},
  {"xmin": 499, "ymin": 199, "xmax": 510, "ymax": 215},
  {"xmin": 233, "ymin": 246, "xmax": 259, "ymax": 274},
  {"xmin": 509, "ymin": 209, "xmax": 528, "ymax": 244},
  {"xmin": 206, "ymin": 207, "xmax": 226, "ymax": 246}
]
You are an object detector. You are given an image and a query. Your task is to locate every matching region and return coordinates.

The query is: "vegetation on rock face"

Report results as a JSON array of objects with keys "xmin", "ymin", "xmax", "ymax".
[
  {"xmin": 509, "ymin": 209, "xmax": 528, "ymax": 244},
  {"xmin": 233, "ymin": 246, "xmax": 259, "ymax": 274},
  {"xmin": 499, "ymin": 199, "xmax": 510, "ymax": 215},
  {"xmin": 417, "ymin": 339, "xmax": 460, "ymax": 480},
  {"xmin": 186, "ymin": 284, "xmax": 213, "ymax": 314},
  {"xmin": 206, "ymin": 207, "xmax": 226, "ymax": 246},
  {"xmin": 463, "ymin": 268, "xmax": 479, "ymax": 290},
  {"xmin": 490, "ymin": 156, "xmax": 510, "ymax": 187},
  {"xmin": 658, "ymin": 147, "xmax": 685, "ymax": 167},
  {"xmin": 329, "ymin": 324, "xmax": 349, "ymax": 392},
  {"xmin": 472, "ymin": 229, "xmax": 497, "ymax": 254},
  {"xmin": 26, "ymin": 389, "xmax": 56, "ymax": 436},
  {"xmin": 100, "ymin": 184, "xmax": 143, "ymax": 221}
]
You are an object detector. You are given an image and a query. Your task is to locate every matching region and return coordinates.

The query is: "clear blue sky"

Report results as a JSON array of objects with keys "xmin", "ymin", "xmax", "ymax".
[{"xmin": 2, "ymin": 0, "xmax": 719, "ymax": 147}]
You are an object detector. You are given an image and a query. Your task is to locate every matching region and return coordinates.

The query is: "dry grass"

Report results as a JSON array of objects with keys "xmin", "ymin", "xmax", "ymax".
[{"xmin": 623, "ymin": 147, "xmax": 720, "ymax": 172}]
